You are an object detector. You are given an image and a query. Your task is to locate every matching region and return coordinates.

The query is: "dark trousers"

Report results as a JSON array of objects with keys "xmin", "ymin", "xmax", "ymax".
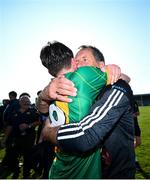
[{"xmin": 16, "ymin": 131, "xmax": 36, "ymax": 177}]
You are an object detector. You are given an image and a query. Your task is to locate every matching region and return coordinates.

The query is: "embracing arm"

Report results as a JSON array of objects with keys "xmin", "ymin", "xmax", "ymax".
[{"xmin": 56, "ymin": 80, "xmax": 133, "ymax": 153}]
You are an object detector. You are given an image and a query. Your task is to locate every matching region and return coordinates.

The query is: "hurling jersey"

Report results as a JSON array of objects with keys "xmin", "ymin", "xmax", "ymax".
[{"xmin": 49, "ymin": 66, "xmax": 107, "ymax": 179}]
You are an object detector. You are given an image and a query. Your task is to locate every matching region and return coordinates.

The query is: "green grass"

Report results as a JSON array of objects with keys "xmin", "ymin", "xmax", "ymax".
[
  {"xmin": 135, "ymin": 106, "xmax": 150, "ymax": 179},
  {"xmin": 0, "ymin": 106, "xmax": 150, "ymax": 179}
]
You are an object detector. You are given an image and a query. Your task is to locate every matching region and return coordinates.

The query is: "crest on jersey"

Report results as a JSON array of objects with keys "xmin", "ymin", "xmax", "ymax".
[{"xmin": 49, "ymin": 104, "xmax": 66, "ymax": 127}]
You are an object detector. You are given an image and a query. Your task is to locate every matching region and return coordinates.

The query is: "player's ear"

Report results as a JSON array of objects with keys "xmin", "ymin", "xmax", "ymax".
[
  {"xmin": 99, "ymin": 61, "xmax": 105, "ymax": 69},
  {"xmin": 71, "ymin": 58, "xmax": 77, "ymax": 71}
]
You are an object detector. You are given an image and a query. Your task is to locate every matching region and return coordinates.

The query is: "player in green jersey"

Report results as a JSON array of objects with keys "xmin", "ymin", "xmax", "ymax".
[
  {"xmin": 40, "ymin": 41, "xmax": 111, "ymax": 179},
  {"xmin": 49, "ymin": 67, "xmax": 107, "ymax": 179}
]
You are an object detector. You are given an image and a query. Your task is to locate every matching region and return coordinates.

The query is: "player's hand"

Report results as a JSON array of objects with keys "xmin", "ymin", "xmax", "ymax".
[
  {"xmin": 49, "ymin": 75, "xmax": 77, "ymax": 102},
  {"xmin": 102, "ymin": 64, "xmax": 121, "ymax": 84}
]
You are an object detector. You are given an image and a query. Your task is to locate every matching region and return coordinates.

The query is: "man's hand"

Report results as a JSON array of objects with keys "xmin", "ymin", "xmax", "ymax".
[
  {"xmin": 102, "ymin": 64, "xmax": 121, "ymax": 85},
  {"xmin": 38, "ymin": 75, "xmax": 77, "ymax": 113},
  {"xmin": 48, "ymin": 75, "xmax": 77, "ymax": 102}
]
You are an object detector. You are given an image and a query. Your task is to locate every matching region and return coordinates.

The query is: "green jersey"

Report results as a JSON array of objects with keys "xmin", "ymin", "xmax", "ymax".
[{"xmin": 49, "ymin": 66, "xmax": 107, "ymax": 179}]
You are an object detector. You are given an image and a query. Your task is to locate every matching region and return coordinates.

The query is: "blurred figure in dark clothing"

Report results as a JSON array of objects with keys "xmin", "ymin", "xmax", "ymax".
[
  {"xmin": 1, "ymin": 91, "xmax": 19, "ymax": 174},
  {"xmin": 133, "ymin": 100, "xmax": 141, "ymax": 147},
  {"xmin": 133, "ymin": 100, "xmax": 142, "ymax": 171},
  {"xmin": 0, "ymin": 91, "xmax": 19, "ymax": 178},
  {"xmin": 35, "ymin": 90, "xmax": 43, "ymax": 144},
  {"xmin": 31, "ymin": 90, "xmax": 55, "ymax": 179},
  {"xmin": 19, "ymin": 92, "xmax": 31, "ymax": 99},
  {"xmin": 1, "ymin": 95, "xmax": 40, "ymax": 178},
  {"xmin": 0, "ymin": 99, "xmax": 10, "ymax": 132},
  {"xmin": 13, "ymin": 96, "xmax": 39, "ymax": 178},
  {"xmin": 3, "ymin": 91, "xmax": 19, "ymax": 128}
]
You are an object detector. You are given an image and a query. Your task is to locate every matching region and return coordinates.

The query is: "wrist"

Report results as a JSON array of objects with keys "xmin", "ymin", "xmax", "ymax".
[{"xmin": 40, "ymin": 84, "xmax": 51, "ymax": 101}]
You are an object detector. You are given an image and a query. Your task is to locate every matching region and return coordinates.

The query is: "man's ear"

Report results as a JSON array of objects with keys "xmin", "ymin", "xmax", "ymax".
[{"xmin": 71, "ymin": 58, "xmax": 77, "ymax": 71}]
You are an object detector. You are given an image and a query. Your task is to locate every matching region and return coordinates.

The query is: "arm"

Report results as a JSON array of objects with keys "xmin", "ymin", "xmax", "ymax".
[
  {"xmin": 134, "ymin": 117, "xmax": 141, "ymax": 148},
  {"xmin": 56, "ymin": 80, "xmax": 133, "ymax": 153}
]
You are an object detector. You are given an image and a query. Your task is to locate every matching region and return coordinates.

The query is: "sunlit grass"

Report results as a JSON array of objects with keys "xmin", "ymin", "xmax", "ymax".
[
  {"xmin": 0, "ymin": 106, "xmax": 150, "ymax": 179},
  {"xmin": 135, "ymin": 106, "xmax": 150, "ymax": 179}
]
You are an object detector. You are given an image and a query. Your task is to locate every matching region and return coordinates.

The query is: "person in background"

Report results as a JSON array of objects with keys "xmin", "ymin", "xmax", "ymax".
[
  {"xmin": 1, "ymin": 91, "xmax": 19, "ymax": 175},
  {"xmin": 19, "ymin": 92, "xmax": 31, "ymax": 99},
  {"xmin": 0, "ymin": 99, "xmax": 10, "ymax": 132},
  {"xmin": 133, "ymin": 100, "xmax": 142, "ymax": 171},
  {"xmin": 2, "ymin": 92, "xmax": 31, "ymax": 146},
  {"xmin": 35, "ymin": 90, "xmax": 43, "ymax": 144},
  {"xmin": 3, "ymin": 91, "xmax": 19, "ymax": 128},
  {"xmin": 31, "ymin": 90, "xmax": 55, "ymax": 179},
  {"xmin": 0, "ymin": 93, "xmax": 39, "ymax": 178},
  {"xmin": 14, "ymin": 96, "xmax": 40, "ymax": 178}
]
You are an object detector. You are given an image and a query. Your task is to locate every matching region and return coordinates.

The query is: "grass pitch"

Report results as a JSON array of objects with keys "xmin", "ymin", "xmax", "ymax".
[
  {"xmin": 0, "ymin": 106, "xmax": 149, "ymax": 179},
  {"xmin": 135, "ymin": 106, "xmax": 150, "ymax": 179}
]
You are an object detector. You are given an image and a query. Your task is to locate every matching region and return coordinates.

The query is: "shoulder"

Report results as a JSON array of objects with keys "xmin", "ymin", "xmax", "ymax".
[
  {"xmin": 76, "ymin": 66, "xmax": 101, "ymax": 74},
  {"xmin": 66, "ymin": 66, "xmax": 103, "ymax": 80}
]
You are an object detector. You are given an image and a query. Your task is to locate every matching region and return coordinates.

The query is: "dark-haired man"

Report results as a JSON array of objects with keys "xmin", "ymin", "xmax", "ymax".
[{"xmin": 40, "ymin": 41, "xmax": 112, "ymax": 179}]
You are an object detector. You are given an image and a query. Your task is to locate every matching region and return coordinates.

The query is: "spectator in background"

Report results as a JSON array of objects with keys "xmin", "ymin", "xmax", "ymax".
[
  {"xmin": 0, "ymin": 99, "xmax": 10, "ymax": 132},
  {"xmin": 30, "ymin": 90, "xmax": 55, "ymax": 179},
  {"xmin": 1, "ymin": 95, "xmax": 40, "ymax": 178},
  {"xmin": 1, "ymin": 91, "xmax": 19, "ymax": 174},
  {"xmin": 15, "ymin": 96, "xmax": 40, "ymax": 178},
  {"xmin": 0, "ymin": 92, "xmax": 37, "ymax": 177},
  {"xmin": 19, "ymin": 92, "xmax": 31, "ymax": 99},
  {"xmin": 35, "ymin": 90, "xmax": 44, "ymax": 144},
  {"xmin": 3, "ymin": 91, "xmax": 19, "ymax": 128},
  {"xmin": 2, "ymin": 91, "xmax": 31, "ymax": 146},
  {"xmin": 3, "ymin": 91, "xmax": 31, "ymax": 129},
  {"xmin": 133, "ymin": 100, "xmax": 142, "ymax": 171}
]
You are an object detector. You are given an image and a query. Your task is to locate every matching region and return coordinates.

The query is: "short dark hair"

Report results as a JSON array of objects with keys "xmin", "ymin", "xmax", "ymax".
[
  {"xmin": 79, "ymin": 45, "xmax": 105, "ymax": 63},
  {"xmin": 40, "ymin": 41, "xmax": 74, "ymax": 77},
  {"xmin": 37, "ymin": 90, "xmax": 42, "ymax": 96},
  {"xmin": 9, "ymin": 91, "xmax": 17, "ymax": 98},
  {"xmin": 19, "ymin": 92, "xmax": 31, "ymax": 98}
]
